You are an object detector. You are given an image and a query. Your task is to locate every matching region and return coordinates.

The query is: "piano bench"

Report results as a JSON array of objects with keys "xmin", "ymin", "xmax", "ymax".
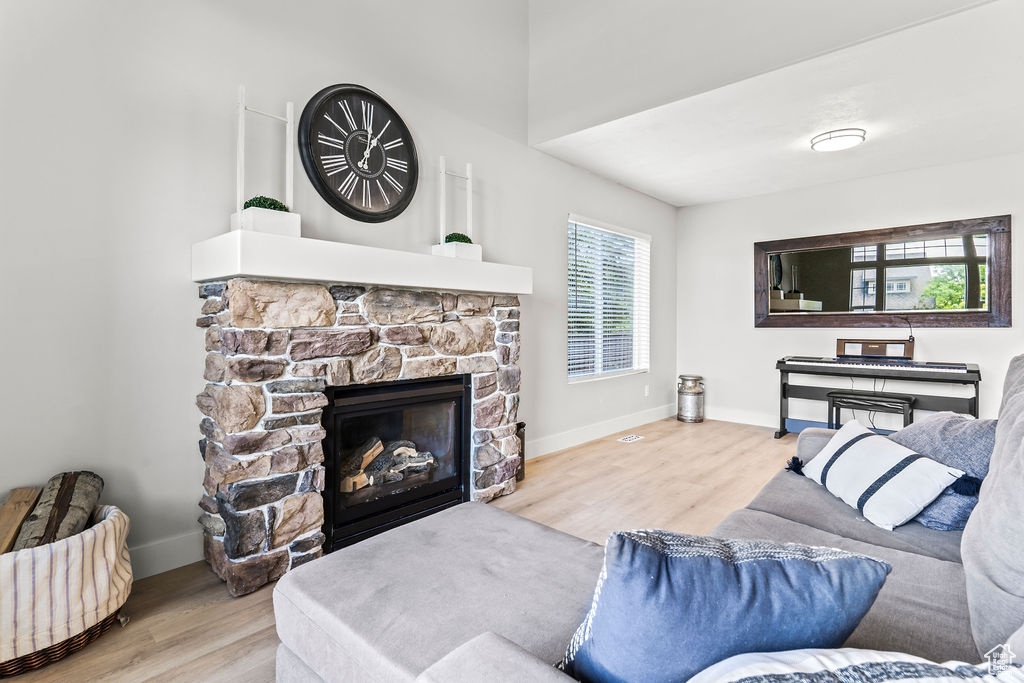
[{"xmin": 826, "ymin": 390, "xmax": 916, "ymax": 429}]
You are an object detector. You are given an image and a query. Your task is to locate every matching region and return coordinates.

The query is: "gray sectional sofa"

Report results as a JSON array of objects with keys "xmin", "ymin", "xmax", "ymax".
[{"xmin": 274, "ymin": 354, "xmax": 1024, "ymax": 681}]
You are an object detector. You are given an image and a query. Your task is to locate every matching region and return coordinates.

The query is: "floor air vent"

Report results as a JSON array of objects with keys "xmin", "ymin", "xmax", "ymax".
[{"xmin": 618, "ymin": 435, "xmax": 644, "ymax": 443}]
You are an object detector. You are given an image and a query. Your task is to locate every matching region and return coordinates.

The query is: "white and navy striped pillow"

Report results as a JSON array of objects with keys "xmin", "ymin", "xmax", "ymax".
[{"xmin": 801, "ymin": 421, "xmax": 965, "ymax": 530}]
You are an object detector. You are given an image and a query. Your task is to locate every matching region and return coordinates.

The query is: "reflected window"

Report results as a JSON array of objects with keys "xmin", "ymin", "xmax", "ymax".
[
  {"xmin": 756, "ymin": 216, "xmax": 1009, "ymax": 328},
  {"xmin": 850, "ymin": 268, "xmax": 876, "ymax": 311},
  {"xmin": 817, "ymin": 234, "xmax": 988, "ymax": 313},
  {"xmin": 852, "ymin": 246, "xmax": 876, "ymax": 262},
  {"xmin": 886, "ymin": 237, "xmax": 966, "ymax": 260}
]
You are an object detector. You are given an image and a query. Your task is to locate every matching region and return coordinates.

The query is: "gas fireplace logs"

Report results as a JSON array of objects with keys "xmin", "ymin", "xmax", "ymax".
[{"xmin": 340, "ymin": 438, "xmax": 437, "ymax": 492}]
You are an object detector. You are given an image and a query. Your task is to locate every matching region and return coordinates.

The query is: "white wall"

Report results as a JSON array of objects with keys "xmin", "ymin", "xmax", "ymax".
[
  {"xmin": 677, "ymin": 153, "xmax": 1023, "ymax": 431},
  {"xmin": 0, "ymin": 0, "xmax": 676, "ymax": 578}
]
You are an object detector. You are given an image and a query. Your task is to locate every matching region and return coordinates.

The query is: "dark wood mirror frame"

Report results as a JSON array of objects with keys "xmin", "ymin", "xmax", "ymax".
[{"xmin": 754, "ymin": 215, "xmax": 1011, "ymax": 328}]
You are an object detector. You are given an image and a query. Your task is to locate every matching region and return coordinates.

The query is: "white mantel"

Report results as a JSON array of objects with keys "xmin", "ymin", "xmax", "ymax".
[{"xmin": 191, "ymin": 231, "xmax": 533, "ymax": 294}]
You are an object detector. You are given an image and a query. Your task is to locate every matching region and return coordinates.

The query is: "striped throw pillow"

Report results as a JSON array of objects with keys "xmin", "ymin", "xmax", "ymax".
[{"xmin": 801, "ymin": 421, "xmax": 965, "ymax": 530}]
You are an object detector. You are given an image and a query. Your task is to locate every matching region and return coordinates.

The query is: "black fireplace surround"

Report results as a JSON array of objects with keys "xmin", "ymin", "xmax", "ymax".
[{"xmin": 321, "ymin": 375, "xmax": 472, "ymax": 552}]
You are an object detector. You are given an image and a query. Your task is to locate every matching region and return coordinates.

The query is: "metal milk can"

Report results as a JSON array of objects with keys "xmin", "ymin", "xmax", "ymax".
[{"xmin": 677, "ymin": 375, "xmax": 705, "ymax": 423}]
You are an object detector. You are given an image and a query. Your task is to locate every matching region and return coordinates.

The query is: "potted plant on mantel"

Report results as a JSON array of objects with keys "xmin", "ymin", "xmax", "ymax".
[
  {"xmin": 230, "ymin": 195, "xmax": 301, "ymax": 237},
  {"xmin": 431, "ymin": 232, "xmax": 482, "ymax": 261}
]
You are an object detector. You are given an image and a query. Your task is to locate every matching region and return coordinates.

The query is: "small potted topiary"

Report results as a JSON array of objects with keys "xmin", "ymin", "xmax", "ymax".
[
  {"xmin": 230, "ymin": 195, "xmax": 301, "ymax": 237},
  {"xmin": 431, "ymin": 232, "xmax": 482, "ymax": 260}
]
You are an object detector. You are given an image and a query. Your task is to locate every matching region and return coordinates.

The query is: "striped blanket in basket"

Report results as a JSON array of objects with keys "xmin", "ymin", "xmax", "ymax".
[{"xmin": 0, "ymin": 505, "xmax": 132, "ymax": 662}]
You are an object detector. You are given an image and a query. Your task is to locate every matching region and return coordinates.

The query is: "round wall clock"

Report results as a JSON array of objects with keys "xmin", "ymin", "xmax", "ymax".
[{"xmin": 298, "ymin": 84, "xmax": 418, "ymax": 223}]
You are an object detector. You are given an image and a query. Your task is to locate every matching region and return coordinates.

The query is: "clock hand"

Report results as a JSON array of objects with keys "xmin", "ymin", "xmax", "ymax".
[
  {"xmin": 368, "ymin": 120, "xmax": 391, "ymax": 150},
  {"xmin": 358, "ymin": 129, "xmax": 373, "ymax": 170},
  {"xmin": 359, "ymin": 120, "xmax": 392, "ymax": 170}
]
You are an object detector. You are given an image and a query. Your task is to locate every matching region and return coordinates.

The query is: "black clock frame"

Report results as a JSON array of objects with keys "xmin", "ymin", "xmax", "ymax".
[{"xmin": 298, "ymin": 84, "xmax": 419, "ymax": 223}]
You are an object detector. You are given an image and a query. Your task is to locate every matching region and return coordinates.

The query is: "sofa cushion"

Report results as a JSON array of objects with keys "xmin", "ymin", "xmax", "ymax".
[
  {"xmin": 889, "ymin": 411, "xmax": 997, "ymax": 531},
  {"xmin": 563, "ymin": 530, "xmax": 889, "ymax": 683},
  {"xmin": 795, "ymin": 428, "xmax": 838, "ymax": 465},
  {"xmin": 273, "ymin": 502, "xmax": 604, "ymax": 682},
  {"xmin": 712, "ymin": 508, "xmax": 979, "ymax": 663},
  {"xmin": 748, "ymin": 470, "xmax": 963, "ymax": 563},
  {"xmin": 276, "ymin": 643, "xmax": 323, "ymax": 683},
  {"xmin": 961, "ymin": 354, "xmax": 1024, "ymax": 655},
  {"xmin": 416, "ymin": 632, "xmax": 573, "ymax": 683},
  {"xmin": 800, "ymin": 420, "xmax": 964, "ymax": 530}
]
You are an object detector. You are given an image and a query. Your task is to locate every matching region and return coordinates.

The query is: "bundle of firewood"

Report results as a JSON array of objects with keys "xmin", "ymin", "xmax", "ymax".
[
  {"xmin": 0, "ymin": 472, "xmax": 104, "ymax": 553},
  {"xmin": 340, "ymin": 438, "xmax": 437, "ymax": 493}
]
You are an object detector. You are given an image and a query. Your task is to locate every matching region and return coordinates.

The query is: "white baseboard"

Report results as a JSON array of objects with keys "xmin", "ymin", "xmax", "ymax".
[
  {"xmin": 128, "ymin": 403, "xmax": 674, "ymax": 579},
  {"xmin": 525, "ymin": 403, "xmax": 676, "ymax": 459},
  {"xmin": 705, "ymin": 407, "xmax": 776, "ymax": 431},
  {"xmin": 128, "ymin": 528, "xmax": 203, "ymax": 580}
]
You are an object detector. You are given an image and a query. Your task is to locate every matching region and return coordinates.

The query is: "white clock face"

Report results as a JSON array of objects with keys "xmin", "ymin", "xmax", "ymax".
[{"xmin": 300, "ymin": 85, "xmax": 418, "ymax": 222}]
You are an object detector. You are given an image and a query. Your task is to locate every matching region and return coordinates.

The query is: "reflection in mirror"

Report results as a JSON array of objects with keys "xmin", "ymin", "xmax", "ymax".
[
  {"xmin": 753, "ymin": 215, "xmax": 1010, "ymax": 328},
  {"xmin": 769, "ymin": 234, "xmax": 989, "ymax": 314}
]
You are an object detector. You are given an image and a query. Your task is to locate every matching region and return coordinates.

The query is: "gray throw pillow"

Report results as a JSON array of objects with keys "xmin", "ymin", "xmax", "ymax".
[{"xmin": 889, "ymin": 412, "xmax": 996, "ymax": 531}]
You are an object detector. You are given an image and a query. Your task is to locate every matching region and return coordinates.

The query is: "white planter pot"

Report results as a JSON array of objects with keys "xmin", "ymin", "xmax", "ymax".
[
  {"xmin": 431, "ymin": 242, "xmax": 482, "ymax": 261},
  {"xmin": 230, "ymin": 207, "xmax": 301, "ymax": 237}
]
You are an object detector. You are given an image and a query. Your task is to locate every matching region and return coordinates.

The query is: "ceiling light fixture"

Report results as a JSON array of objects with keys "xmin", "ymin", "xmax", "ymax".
[{"xmin": 810, "ymin": 128, "xmax": 866, "ymax": 152}]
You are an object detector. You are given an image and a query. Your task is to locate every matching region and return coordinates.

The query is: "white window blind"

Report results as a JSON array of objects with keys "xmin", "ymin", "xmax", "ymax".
[{"xmin": 567, "ymin": 217, "xmax": 651, "ymax": 381}]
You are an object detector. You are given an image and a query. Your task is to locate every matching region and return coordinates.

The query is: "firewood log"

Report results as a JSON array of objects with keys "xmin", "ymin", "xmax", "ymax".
[
  {"xmin": 340, "ymin": 472, "xmax": 369, "ymax": 493},
  {"xmin": 13, "ymin": 472, "xmax": 104, "ymax": 550},
  {"xmin": 0, "ymin": 487, "xmax": 43, "ymax": 553}
]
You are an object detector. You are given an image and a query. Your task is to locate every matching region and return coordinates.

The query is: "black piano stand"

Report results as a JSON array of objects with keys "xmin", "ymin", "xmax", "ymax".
[{"xmin": 775, "ymin": 367, "xmax": 979, "ymax": 439}]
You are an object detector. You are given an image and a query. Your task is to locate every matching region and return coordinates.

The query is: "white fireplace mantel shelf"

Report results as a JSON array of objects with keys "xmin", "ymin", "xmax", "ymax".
[{"xmin": 191, "ymin": 231, "xmax": 533, "ymax": 295}]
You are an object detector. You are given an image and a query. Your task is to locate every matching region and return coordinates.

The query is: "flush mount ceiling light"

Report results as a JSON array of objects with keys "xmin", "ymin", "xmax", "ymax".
[{"xmin": 810, "ymin": 128, "xmax": 866, "ymax": 152}]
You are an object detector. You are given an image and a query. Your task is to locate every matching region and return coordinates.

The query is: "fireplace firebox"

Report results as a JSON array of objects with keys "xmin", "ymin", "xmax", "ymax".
[{"xmin": 321, "ymin": 375, "xmax": 472, "ymax": 552}]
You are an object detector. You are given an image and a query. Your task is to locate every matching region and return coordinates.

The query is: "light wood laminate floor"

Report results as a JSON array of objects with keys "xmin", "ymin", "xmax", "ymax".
[{"xmin": 19, "ymin": 418, "xmax": 794, "ymax": 682}]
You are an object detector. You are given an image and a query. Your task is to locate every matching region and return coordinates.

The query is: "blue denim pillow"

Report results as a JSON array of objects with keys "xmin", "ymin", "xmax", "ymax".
[
  {"xmin": 888, "ymin": 412, "xmax": 997, "ymax": 530},
  {"xmin": 563, "ymin": 531, "xmax": 891, "ymax": 683}
]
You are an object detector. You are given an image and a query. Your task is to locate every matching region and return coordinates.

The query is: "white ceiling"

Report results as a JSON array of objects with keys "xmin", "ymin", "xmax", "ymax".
[
  {"xmin": 534, "ymin": 0, "xmax": 1024, "ymax": 206},
  {"xmin": 528, "ymin": 0, "xmax": 994, "ymax": 144}
]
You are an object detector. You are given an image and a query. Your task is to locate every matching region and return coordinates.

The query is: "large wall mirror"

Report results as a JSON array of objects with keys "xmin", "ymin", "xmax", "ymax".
[{"xmin": 754, "ymin": 215, "xmax": 1011, "ymax": 328}]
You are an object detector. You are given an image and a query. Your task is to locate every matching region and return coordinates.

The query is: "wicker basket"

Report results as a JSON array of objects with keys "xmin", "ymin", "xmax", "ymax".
[
  {"xmin": 0, "ymin": 505, "xmax": 132, "ymax": 675},
  {"xmin": 0, "ymin": 610, "xmax": 121, "ymax": 677}
]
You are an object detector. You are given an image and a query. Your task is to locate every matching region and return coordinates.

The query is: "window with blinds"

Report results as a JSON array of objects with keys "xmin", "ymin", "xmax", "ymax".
[{"xmin": 567, "ymin": 217, "xmax": 651, "ymax": 381}]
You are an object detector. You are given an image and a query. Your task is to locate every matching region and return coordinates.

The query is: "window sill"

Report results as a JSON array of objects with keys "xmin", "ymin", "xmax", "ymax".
[{"xmin": 568, "ymin": 368, "xmax": 649, "ymax": 385}]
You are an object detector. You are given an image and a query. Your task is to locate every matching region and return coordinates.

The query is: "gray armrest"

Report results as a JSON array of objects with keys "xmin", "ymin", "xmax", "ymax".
[
  {"xmin": 1008, "ymin": 622, "xmax": 1024, "ymax": 657},
  {"xmin": 796, "ymin": 428, "xmax": 838, "ymax": 464},
  {"xmin": 416, "ymin": 632, "xmax": 574, "ymax": 683}
]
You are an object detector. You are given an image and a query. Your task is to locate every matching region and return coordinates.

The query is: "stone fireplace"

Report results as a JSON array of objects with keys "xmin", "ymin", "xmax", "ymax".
[{"xmin": 195, "ymin": 279, "xmax": 522, "ymax": 596}]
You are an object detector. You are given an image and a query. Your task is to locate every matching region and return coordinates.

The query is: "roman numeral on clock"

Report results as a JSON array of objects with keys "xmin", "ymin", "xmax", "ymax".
[
  {"xmin": 317, "ymin": 133, "xmax": 346, "ymax": 151},
  {"xmin": 323, "ymin": 113, "xmax": 348, "ymax": 137},
  {"xmin": 361, "ymin": 101, "xmax": 374, "ymax": 131},
  {"xmin": 338, "ymin": 171, "xmax": 358, "ymax": 198},
  {"xmin": 321, "ymin": 154, "xmax": 348, "ymax": 176},
  {"xmin": 340, "ymin": 100, "xmax": 358, "ymax": 131},
  {"xmin": 382, "ymin": 139, "xmax": 403, "ymax": 150},
  {"xmin": 376, "ymin": 180, "xmax": 390, "ymax": 206},
  {"xmin": 362, "ymin": 179, "xmax": 371, "ymax": 208},
  {"xmin": 383, "ymin": 171, "xmax": 403, "ymax": 193},
  {"xmin": 385, "ymin": 157, "xmax": 408, "ymax": 172}
]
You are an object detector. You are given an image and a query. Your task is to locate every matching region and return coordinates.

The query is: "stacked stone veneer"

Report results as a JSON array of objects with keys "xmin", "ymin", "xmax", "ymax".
[{"xmin": 195, "ymin": 279, "xmax": 522, "ymax": 596}]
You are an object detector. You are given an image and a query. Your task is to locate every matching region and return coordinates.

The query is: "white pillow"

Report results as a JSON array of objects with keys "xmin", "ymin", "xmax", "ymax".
[
  {"xmin": 801, "ymin": 420, "xmax": 964, "ymax": 530},
  {"xmin": 689, "ymin": 647, "xmax": 1024, "ymax": 682}
]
